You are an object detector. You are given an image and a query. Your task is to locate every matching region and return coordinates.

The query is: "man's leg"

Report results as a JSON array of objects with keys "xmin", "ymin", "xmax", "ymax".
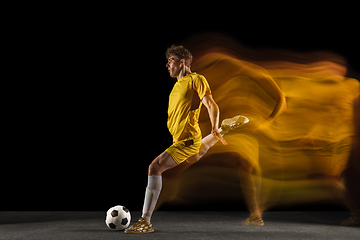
[
  {"xmin": 186, "ymin": 129, "xmax": 225, "ymax": 164},
  {"xmin": 187, "ymin": 115, "xmax": 249, "ymax": 164},
  {"xmin": 239, "ymin": 167, "xmax": 263, "ymax": 225},
  {"xmin": 142, "ymin": 152, "xmax": 177, "ymax": 221},
  {"xmin": 125, "ymin": 151, "xmax": 177, "ymax": 234},
  {"xmin": 199, "ymin": 128, "xmax": 226, "ymax": 158}
]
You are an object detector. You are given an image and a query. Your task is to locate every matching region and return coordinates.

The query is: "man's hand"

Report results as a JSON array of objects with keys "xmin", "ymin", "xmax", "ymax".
[{"xmin": 212, "ymin": 128, "xmax": 227, "ymax": 145}]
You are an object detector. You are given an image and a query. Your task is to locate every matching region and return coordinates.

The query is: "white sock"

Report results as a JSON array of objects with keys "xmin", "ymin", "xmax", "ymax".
[
  {"xmin": 141, "ymin": 175, "xmax": 162, "ymax": 222},
  {"xmin": 198, "ymin": 127, "xmax": 225, "ymax": 158}
]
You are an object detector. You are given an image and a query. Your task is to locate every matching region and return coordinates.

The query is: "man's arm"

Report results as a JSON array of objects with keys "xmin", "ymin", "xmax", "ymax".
[{"xmin": 202, "ymin": 94, "xmax": 227, "ymax": 145}]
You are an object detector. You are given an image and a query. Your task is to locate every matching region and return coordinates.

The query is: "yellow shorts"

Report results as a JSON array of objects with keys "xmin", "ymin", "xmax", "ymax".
[{"xmin": 165, "ymin": 138, "xmax": 202, "ymax": 165}]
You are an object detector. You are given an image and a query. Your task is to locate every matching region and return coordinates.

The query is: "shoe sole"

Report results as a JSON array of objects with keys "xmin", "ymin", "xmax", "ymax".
[{"xmin": 125, "ymin": 229, "xmax": 154, "ymax": 234}]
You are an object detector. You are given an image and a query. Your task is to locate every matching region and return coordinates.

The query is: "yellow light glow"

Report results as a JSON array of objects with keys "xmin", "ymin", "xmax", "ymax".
[{"xmin": 159, "ymin": 35, "xmax": 359, "ymax": 211}]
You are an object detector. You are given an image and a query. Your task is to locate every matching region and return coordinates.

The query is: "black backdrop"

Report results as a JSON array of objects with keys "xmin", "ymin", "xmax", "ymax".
[{"xmin": 5, "ymin": 6, "xmax": 359, "ymax": 211}]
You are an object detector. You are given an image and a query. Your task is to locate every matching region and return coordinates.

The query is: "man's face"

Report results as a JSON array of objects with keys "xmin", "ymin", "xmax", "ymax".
[{"xmin": 166, "ymin": 55, "xmax": 182, "ymax": 78}]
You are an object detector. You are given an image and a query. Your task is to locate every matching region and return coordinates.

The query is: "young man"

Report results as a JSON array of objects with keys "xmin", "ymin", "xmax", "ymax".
[{"xmin": 125, "ymin": 45, "xmax": 248, "ymax": 234}]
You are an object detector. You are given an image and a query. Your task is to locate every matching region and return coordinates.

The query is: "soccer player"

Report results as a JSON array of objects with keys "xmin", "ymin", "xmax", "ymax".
[{"xmin": 125, "ymin": 45, "xmax": 247, "ymax": 233}]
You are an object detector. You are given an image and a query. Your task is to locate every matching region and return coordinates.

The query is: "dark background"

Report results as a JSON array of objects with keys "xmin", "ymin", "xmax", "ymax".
[{"xmin": 5, "ymin": 5, "xmax": 359, "ymax": 211}]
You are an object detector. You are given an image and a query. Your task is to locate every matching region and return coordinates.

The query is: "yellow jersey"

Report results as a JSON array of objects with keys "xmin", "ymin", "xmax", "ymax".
[{"xmin": 167, "ymin": 72, "xmax": 211, "ymax": 143}]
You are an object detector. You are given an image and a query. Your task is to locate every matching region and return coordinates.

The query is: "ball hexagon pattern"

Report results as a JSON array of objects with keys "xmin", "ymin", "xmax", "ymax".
[{"xmin": 105, "ymin": 205, "xmax": 131, "ymax": 230}]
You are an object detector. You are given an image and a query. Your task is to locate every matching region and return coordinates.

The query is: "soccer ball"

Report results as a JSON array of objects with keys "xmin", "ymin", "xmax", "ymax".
[{"xmin": 105, "ymin": 205, "xmax": 131, "ymax": 230}]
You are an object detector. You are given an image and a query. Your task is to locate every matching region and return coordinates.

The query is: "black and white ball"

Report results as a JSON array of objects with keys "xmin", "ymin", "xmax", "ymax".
[{"xmin": 105, "ymin": 205, "xmax": 131, "ymax": 230}]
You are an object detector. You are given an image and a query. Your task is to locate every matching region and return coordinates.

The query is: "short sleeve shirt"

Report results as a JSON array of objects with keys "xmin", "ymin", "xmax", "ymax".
[{"xmin": 167, "ymin": 73, "xmax": 211, "ymax": 143}]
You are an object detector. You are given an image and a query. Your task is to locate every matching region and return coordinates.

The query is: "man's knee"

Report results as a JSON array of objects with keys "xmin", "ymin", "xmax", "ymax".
[
  {"xmin": 148, "ymin": 162, "xmax": 160, "ymax": 176},
  {"xmin": 148, "ymin": 152, "xmax": 178, "ymax": 176}
]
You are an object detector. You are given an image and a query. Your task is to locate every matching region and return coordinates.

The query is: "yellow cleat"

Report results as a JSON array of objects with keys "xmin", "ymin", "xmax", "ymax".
[
  {"xmin": 221, "ymin": 115, "xmax": 249, "ymax": 134},
  {"xmin": 243, "ymin": 217, "xmax": 264, "ymax": 226},
  {"xmin": 125, "ymin": 217, "xmax": 154, "ymax": 234}
]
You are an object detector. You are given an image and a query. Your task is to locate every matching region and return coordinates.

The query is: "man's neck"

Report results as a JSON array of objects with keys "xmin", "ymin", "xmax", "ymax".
[{"xmin": 177, "ymin": 67, "xmax": 192, "ymax": 80}]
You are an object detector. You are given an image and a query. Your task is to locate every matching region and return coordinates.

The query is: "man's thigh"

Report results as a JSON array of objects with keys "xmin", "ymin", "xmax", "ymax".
[
  {"xmin": 149, "ymin": 151, "xmax": 178, "ymax": 175},
  {"xmin": 165, "ymin": 139, "xmax": 202, "ymax": 165}
]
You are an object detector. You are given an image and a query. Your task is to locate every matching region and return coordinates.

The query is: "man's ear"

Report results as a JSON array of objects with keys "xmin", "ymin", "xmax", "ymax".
[{"xmin": 180, "ymin": 59, "xmax": 185, "ymax": 66}]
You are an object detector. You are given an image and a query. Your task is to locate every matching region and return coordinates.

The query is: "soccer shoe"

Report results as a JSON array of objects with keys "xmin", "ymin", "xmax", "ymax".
[
  {"xmin": 221, "ymin": 115, "xmax": 249, "ymax": 134},
  {"xmin": 124, "ymin": 217, "xmax": 154, "ymax": 234},
  {"xmin": 243, "ymin": 217, "xmax": 264, "ymax": 226}
]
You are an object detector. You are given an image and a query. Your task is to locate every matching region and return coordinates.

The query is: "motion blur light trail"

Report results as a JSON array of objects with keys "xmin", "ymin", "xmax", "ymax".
[{"xmin": 159, "ymin": 35, "xmax": 359, "ymax": 211}]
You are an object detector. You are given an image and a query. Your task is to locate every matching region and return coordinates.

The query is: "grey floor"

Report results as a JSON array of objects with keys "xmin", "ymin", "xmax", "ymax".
[{"xmin": 0, "ymin": 211, "xmax": 359, "ymax": 240}]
